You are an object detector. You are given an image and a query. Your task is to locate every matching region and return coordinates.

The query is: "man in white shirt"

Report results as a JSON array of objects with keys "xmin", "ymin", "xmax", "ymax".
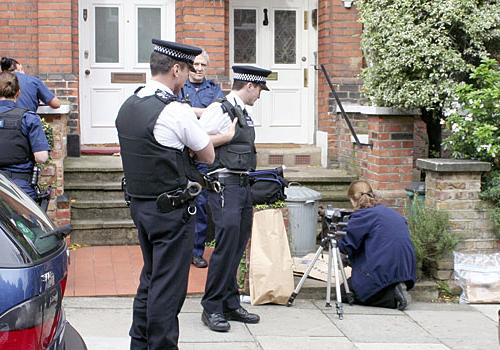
[
  {"xmin": 116, "ymin": 39, "xmax": 214, "ymax": 350},
  {"xmin": 199, "ymin": 65, "xmax": 271, "ymax": 332}
]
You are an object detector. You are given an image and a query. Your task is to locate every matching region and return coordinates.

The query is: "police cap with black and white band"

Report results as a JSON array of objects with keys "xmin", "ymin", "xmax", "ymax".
[
  {"xmin": 152, "ymin": 39, "xmax": 202, "ymax": 72},
  {"xmin": 232, "ymin": 65, "xmax": 272, "ymax": 91}
]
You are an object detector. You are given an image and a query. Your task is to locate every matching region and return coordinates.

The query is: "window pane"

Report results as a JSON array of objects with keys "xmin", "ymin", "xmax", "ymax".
[
  {"xmin": 274, "ymin": 10, "xmax": 296, "ymax": 64},
  {"xmin": 95, "ymin": 7, "xmax": 119, "ymax": 63},
  {"xmin": 138, "ymin": 8, "xmax": 161, "ymax": 63},
  {"xmin": 234, "ymin": 9, "xmax": 256, "ymax": 63}
]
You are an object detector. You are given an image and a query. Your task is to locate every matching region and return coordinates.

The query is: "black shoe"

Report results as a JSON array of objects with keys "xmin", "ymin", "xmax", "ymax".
[
  {"xmin": 394, "ymin": 283, "xmax": 411, "ymax": 311},
  {"xmin": 224, "ymin": 307, "xmax": 260, "ymax": 324},
  {"xmin": 202, "ymin": 311, "xmax": 230, "ymax": 332},
  {"xmin": 192, "ymin": 255, "xmax": 208, "ymax": 268}
]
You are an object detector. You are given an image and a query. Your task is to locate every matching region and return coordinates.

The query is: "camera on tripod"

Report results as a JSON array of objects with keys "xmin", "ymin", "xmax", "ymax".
[{"xmin": 321, "ymin": 205, "xmax": 353, "ymax": 239}]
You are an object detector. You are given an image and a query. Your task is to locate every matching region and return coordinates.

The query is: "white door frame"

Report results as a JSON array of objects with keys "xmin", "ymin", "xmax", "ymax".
[{"xmin": 78, "ymin": 0, "xmax": 175, "ymax": 145}]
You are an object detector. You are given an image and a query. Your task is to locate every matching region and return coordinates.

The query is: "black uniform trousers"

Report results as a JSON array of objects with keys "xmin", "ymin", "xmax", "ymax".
[
  {"xmin": 341, "ymin": 278, "xmax": 398, "ymax": 309},
  {"xmin": 129, "ymin": 198, "xmax": 194, "ymax": 350},
  {"xmin": 201, "ymin": 182, "xmax": 253, "ymax": 314}
]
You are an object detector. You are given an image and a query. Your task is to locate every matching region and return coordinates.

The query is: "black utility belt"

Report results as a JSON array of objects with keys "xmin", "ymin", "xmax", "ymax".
[
  {"xmin": 0, "ymin": 170, "xmax": 31, "ymax": 181},
  {"xmin": 216, "ymin": 173, "xmax": 250, "ymax": 187}
]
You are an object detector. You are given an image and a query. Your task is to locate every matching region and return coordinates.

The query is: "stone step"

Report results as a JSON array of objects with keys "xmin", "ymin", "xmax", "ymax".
[
  {"xmin": 70, "ymin": 200, "xmax": 130, "ymax": 221},
  {"xmin": 70, "ymin": 220, "xmax": 138, "ymax": 245},
  {"xmin": 64, "ymin": 169, "xmax": 124, "ymax": 184},
  {"xmin": 65, "ymin": 182, "xmax": 124, "ymax": 201},
  {"xmin": 256, "ymin": 144, "xmax": 321, "ymax": 167}
]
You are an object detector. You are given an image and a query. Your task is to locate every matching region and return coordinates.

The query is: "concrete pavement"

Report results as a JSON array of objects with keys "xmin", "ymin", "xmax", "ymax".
[{"xmin": 63, "ymin": 297, "xmax": 499, "ymax": 350}]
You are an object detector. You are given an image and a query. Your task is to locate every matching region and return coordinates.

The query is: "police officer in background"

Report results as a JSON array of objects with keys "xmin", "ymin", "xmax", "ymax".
[
  {"xmin": 1, "ymin": 57, "xmax": 61, "ymax": 112},
  {"xmin": 115, "ymin": 39, "xmax": 215, "ymax": 350},
  {"xmin": 0, "ymin": 71, "xmax": 50, "ymax": 200},
  {"xmin": 178, "ymin": 50, "xmax": 225, "ymax": 269},
  {"xmin": 199, "ymin": 65, "xmax": 271, "ymax": 332}
]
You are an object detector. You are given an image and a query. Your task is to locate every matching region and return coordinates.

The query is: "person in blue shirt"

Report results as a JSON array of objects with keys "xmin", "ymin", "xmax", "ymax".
[
  {"xmin": 338, "ymin": 180, "xmax": 417, "ymax": 310},
  {"xmin": 0, "ymin": 71, "xmax": 50, "ymax": 200},
  {"xmin": 1, "ymin": 57, "xmax": 61, "ymax": 112},
  {"xmin": 178, "ymin": 50, "xmax": 224, "ymax": 268}
]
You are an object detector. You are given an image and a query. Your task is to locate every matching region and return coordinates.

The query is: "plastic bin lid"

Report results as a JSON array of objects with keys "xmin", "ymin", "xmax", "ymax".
[{"xmin": 285, "ymin": 186, "xmax": 322, "ymax": 202}]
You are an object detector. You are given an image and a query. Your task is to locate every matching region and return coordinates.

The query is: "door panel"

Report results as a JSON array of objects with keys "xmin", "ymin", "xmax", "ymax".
[
  {"xmin": 80, "ymin": 0, "xmax": 175, "ymax": 144},
  {"xmin": 231, "ymin": 0, "xmax": 313, "ymax": 144}
]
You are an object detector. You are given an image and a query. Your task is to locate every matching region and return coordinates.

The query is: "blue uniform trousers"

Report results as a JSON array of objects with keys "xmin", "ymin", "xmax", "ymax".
[
  {"xmin": 193, "ymin": 163, "xmax": 209, "ymax": 257},
  {"xmin": 129, "ymin": 198, "xmax": 194, "ymax": 350},
  {"xmin": 201, "ymin": 183, "xmax": 253, "ymax": 314}
]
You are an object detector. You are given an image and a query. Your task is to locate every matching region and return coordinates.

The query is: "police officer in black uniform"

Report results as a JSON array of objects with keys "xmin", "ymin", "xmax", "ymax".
[
  {"xmin": 115, "ymin": 39, "xmax": 215, "ymax": 350},
  {"xmin": 0, "ymin": 71, "xmax": 50, "ymax": 200},
  {"xmin": 199, "ymin": 65, "xmax": 271, "ymax": 332}
]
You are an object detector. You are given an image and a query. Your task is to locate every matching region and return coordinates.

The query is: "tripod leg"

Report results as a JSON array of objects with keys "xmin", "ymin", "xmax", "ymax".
[
  {"xmin": 336, "ymin": 249, "xmax": 354, "ymax": 305},
  {"xmin": 287, "ymin": 245, "xmax": 324, "ymax": 307},
  {"xmin": 332, "ymin": 240, "xmax": 344, "ymax": 319},
  {"xmin": 325, "ymin": 240, "xmax": 333, "ymax": 307}
]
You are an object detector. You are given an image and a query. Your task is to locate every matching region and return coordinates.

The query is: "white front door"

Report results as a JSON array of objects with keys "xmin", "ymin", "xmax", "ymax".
[
  {"xmin": 79, "ymin": 0, "xmax": 175, "ymax": 144},
  {"xmin": 230, "ymin": 0, "xmax": 316, "ymax": 144}
]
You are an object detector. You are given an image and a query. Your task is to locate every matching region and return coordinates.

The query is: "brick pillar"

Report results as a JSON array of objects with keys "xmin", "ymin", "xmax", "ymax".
[
  {"xmin": 176, "ymin": 0, "xmax": 229, "ymax": 86},
  {"xmin": 416, "ymin": 159, "xmax": 497, "ymax": 252},
  {"xmin": 37, "ymin": 106, "xmax": 70, "ymax": 226},
  {"xmin": 336, "ymin": 105, "xmax": 419, "ymax": 210}
]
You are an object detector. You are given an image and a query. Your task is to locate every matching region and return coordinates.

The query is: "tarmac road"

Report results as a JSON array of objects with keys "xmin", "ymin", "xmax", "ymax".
[{"xmin": 64, "ymin": 297, "xmax": 499, "ymax": 350}]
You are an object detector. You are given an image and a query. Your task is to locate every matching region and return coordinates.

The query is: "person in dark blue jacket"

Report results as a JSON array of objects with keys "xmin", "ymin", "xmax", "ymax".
[
  {"xmin": 1, "ymin": 57, "xmax": 61, "ymax": 112},
  {"xmin": 338, "ymin": 180, "xmax": 416, "ymax": 310},
  {"xmin": 178, "ymin": 50, "xmax": 224, "ymax": 269},
  {"xmin": 0, "ymin": 71, "xmax": 50, "ymax": 200}
]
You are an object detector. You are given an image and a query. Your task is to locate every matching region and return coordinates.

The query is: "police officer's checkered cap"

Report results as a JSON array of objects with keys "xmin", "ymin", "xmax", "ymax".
[
  {"xmin": 151, "ymin": 39, "xmax": 202, "ymax": 65},
  {"xmin": 233, "ymin": 73, "xmax": 267, "ymax": 83}
]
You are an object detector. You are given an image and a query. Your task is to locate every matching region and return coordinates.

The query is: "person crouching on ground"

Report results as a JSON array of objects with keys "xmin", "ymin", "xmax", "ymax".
[{"xmin": 338, "ymin": 180, "xmax": 417, "ymax": 310}]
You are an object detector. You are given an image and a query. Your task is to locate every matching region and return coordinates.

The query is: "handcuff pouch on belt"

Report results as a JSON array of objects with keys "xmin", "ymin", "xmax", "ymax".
[{"xmin": 155, "ymin": 181, "xmax": 202, "ymax": 215}]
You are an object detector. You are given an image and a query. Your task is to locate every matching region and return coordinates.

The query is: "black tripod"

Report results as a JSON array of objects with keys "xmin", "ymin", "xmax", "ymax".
[{"xmin": 287, "ymin": 208, "xmax": 354, "ymax": 319}]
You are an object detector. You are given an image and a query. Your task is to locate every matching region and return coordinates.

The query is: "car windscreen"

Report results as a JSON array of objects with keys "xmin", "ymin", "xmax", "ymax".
[{"xmin": 0, "ymin": 174, "xmax": 61, "ymax": 259}]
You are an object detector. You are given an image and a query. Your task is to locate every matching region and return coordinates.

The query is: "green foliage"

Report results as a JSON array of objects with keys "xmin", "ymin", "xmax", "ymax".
[
  {"xmin": 358, "ymin": 0, "xmax": 499, "ymax": 110},
  {"xmin": 237, "ymin": 250, "xmax": 248, "ymax": 290},
  {"xmin": 406, "ymin": 199, "xmax": 458, "ymax": 278},
  {"xmin": 41, "ymin": 118, "xmax": 54, "ymax": 149},
  {"xmin": 254, "ymin": 200, "xmax": 286, "ymax": 210},
  {"xmin": 443, "ymin": 59, "xmax": 499, "ymax": 162},
  {"xmin": 480, "ymin": 170, "xmax": 500, "ymax": 238}
]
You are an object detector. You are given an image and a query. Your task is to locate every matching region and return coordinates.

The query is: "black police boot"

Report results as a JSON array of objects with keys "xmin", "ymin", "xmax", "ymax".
[
  {"xmin": 202, "ymin": 311, "xmax": 230, "ymax": 332},
  {"xmin": 192, "ymin": 255, "xmax": 208, "ymax": 268},
  {"xmin": 394, "ymin": 283, "xmax": 411, "ymax": 311},
  {"xmin": 224, "ymin": 307, "xmax": 260, "ymax": 324}
]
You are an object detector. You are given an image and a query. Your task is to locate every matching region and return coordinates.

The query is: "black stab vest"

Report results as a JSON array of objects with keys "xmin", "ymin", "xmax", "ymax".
[
  {"xmin": 209, "ymin": 98, "xmax": 256, "ymax": 172},
  {"xmin": 116, "ymin": 90, "xmax": 195, "ymax": 198},
  {"xmin": 0, "ymin": 108, "xmax": 32, "ymax": 167}
]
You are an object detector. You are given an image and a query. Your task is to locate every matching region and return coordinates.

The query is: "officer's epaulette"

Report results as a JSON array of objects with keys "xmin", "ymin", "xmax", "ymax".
[{"xmin": 154, "ymin": 89, "xmax": 177, "ymax": 104}]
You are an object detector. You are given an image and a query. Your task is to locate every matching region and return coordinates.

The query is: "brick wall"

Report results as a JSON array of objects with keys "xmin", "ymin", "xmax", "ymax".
[
  {"xmin": 317, "ymin": 1, "xmax": 363, "ymax": 165},
  {"xmin": 176, "ymin": 0, "xmax": 230, "ymax": 89},
  {"xmin": 1, "ymin": 0, "xmax": 80, "ymax": 134}
]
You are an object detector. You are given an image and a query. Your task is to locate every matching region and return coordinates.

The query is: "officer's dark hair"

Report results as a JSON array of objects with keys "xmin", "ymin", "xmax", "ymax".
[
  {"xmin": 0, "ymin": 57, "xmax": 19, "ymax": 72},
  {"xmin": 0, "ymin": 71, "xmax": 20, "ymax": 98},
  {"xmin": 150, "ymin": 51, "xmax": 189, "ymax": 76},
  {"xmin": 232, "ymin": 80, "xmax": 262, "ymax": 91}
]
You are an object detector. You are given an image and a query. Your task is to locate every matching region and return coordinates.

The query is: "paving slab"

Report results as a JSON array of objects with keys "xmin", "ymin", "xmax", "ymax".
[
  {"xmin": 355, "ymin": 343, "xmax": 451, "ymax": 350},
  {"xmin": 179, "ymin": 343, "xmax": 260, "ymax": 350},
  {"xmin": 256, "ymin": 335, "xmax": 357, "ymax": 350},
  {"xmin": 179, "ymin": 313, "xmax": 254, "ymax": 343},
  {"xmin": 328, "ymin": 314, "xmax": 438, "ymax": 344},
  {"xmin": 469, "ymin": 303, "xmax": 499, "ymax": 323},
  {"xmin": 314, "ymin": 301, "xmax": 402, "ymax": 315},
  {"xmin": 406, "ymin": 310, "xmax": 499, "ymax": 350},
  {"xmin": 247, "ymin": 304, "xmax": 343, "ymax": 337}
]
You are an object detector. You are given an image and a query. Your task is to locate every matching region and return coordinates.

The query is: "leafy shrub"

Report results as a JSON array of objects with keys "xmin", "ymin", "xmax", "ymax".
[
  {"xmin": 443, "ymin": 58, "xmax": 499, "ymax": 162},
  {"xmin": 41, "ymin": 118, "xmax": 54, "ymax": 149},
  {"xmin": 480, "ymin": 170, "xmax": 500, "ymax": 238},
  {"xmin": 406, "ymin": 199, "xmax": 457, "ymax": 278}
]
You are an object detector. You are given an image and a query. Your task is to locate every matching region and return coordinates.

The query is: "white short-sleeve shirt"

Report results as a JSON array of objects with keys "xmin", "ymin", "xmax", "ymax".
[
  {"xmin": 199, "ymin": 91, "xmax": 247, "ymax": 135},
  {"xmin": 136, "ymin": 80, "xmax": 209, "ymax": 152}
]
